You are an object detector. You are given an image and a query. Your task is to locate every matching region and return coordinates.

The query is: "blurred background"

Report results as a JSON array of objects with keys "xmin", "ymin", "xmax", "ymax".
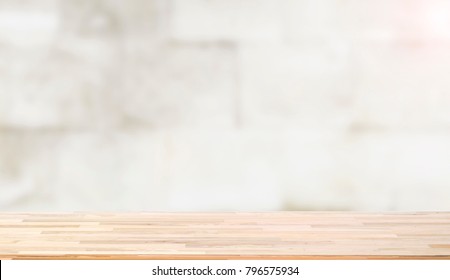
[{"xmin": 1, "ymin": 0, "xmax": 450, "ymax": 212}]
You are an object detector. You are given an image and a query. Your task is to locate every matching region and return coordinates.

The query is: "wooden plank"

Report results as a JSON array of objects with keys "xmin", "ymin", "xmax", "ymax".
[{"xmin": 0, "ymin": 212, "xmax": 449, "ymax": 260}]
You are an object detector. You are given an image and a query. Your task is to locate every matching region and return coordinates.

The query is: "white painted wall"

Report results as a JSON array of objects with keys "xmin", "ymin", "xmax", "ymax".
[{"xmin": 1, "ymin": 0, "xmax": 450, "ymax": 211}]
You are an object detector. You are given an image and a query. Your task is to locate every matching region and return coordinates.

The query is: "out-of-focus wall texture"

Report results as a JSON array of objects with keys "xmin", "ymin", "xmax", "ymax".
[{"xmin": 1, "ymin": 0, "xmax": 450, "ymax": 211}]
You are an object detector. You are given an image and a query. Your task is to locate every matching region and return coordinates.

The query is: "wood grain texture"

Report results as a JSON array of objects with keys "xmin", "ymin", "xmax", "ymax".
[{"xmin": 0, "ymin": 212, "xmax": 449, "ymax": 260}]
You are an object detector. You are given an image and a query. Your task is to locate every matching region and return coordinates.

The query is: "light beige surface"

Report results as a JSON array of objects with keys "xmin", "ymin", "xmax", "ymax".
[{"xmin": 0, "ymin": 212, "xmax": 449, "ymax": 259}]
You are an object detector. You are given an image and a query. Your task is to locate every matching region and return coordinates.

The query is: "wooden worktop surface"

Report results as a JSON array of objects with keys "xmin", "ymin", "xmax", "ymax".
[{"xmin": 0, "ymin": 212, "xmax": 449, "ymax": 260}]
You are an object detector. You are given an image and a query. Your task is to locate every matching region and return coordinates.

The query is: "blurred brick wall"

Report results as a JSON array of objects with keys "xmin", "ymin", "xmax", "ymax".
[{"xmin": 1, "ymin": 0, "xmax": 450, "ymax": 211}]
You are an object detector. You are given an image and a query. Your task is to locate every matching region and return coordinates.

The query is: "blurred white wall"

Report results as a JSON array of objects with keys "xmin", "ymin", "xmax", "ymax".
[{"xmin": 1, "ymin": 0, "xmax": 450, "ymax": 211}]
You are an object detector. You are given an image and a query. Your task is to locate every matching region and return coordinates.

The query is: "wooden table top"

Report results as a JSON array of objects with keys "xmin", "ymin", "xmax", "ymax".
[{"xmin": 0, "ymin": 212, "xmax": 449, "ymax": 260}]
